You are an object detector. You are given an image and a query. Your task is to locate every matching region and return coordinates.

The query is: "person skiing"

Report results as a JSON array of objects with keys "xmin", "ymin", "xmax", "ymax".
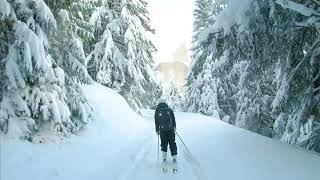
[{"xmin": 154, "ymin": 99, "xmax": 178, "ymax": 173}]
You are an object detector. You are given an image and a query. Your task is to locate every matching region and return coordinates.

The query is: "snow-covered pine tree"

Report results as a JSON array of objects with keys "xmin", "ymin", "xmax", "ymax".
[
  {"xmin": 271, "ymin": 0, "xmax": 320, "ymax": 151},
  {"xmin": 187, "ymin": 0, "xmax": 277, "ymax": 133},
  {"xmin": 225, "ymin": 0, "xmax": 275, "ymax": 134},
  {"xmin": 185, "ymin": 0, "xmax": 230, "ymax": 117},
  {"xmin": 68, "ymin": 0, "xmax": 101, "ymax": 53},
  {"xmin": 184, "ymin": 0, "xmax": 214, "ymax": 112},
  {"xmin": 0, "ymin": 0, "xmax": 13, "ymax": 133},
  {"xmin": 44, "ymin": 0, "xmax": 94, "ymax": 132},
  {"xmin": 160, "ymin": 74, "xmax": 181, "ymax": 111},
  {"xmin": 199, "ymin": 53, "xmax": 230, "ymax": 119},
  {"xmin": 185, "ymin": 0, "xmax": 320, "ymax": 152},
  {"xmin": 0, "ymin": 0, "xmax": 83, "ymax": 140},
  {"xmin": 88, "ymin": 0, "xmax": 160, "ymax": 110}
]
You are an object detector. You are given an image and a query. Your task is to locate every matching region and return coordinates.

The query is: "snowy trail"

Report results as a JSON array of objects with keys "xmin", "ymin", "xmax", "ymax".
[
  {"xmin": 117, "ymin": 131, "xmax": 202, "ymax": 180},
  {"xmin": 139, "ymin": 110, "xmax": 320, "ymax": 180},
  {"xmin": 116, "ymin": 109, "xmax": 204, "ymax": 180},
  {"xmin": 137, "ymin": 110, "xmax": 209, "ymax": 180},
  {"xmin": 2, "ymin": 84, "xmax": 320, "ymax": 180}
]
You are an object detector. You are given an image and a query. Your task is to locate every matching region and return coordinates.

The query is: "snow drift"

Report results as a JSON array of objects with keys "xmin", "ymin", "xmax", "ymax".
[{"xmin": 0, "ymin": 84, "xmax": 149, "ymax": 180}]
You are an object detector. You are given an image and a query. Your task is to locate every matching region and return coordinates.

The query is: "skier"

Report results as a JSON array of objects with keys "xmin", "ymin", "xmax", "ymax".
[{"xmin": 154, "ymin": 100, "xmax": 178, "ymax": 173}]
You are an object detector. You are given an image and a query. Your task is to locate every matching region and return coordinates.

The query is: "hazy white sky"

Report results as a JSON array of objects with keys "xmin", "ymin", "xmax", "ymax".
[{"xmin": 148, "ymin": 0, "xmax": 194, "ymax": 63}]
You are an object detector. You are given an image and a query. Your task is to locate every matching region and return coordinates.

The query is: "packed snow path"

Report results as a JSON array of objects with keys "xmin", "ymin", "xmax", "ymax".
[
  {"xmin": 2, "ymin": 84, "xmax": 320, "ymax": 180},
  {"xmin": 117, "ymin": 110, "xmax": 207, "ymax": 180}
]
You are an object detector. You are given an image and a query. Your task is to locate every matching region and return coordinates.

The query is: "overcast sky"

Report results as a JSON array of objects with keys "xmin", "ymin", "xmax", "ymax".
[{"xmin": 148, "ymin": 0, "xmax": 194, "ymax": 63}]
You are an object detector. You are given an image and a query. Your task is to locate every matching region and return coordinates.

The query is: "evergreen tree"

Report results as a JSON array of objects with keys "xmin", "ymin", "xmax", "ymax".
[
  {"xmin": 271, "ymin": 0, "xmax": 320, "ymax": 151},
  {"xmin": 185, "ymin": 0, "xmax": 320, "ymax": 152},
  {"xmin": 0, "ymin": 0, "xmax": 80, "ymax": 139},
  {"xmin": 160, "ymin": 75, "xmax": 181, "ymax": 111},
  {"xmin": 198, "ymin": 58, "xmax": 222, "ymax": 118},
  {"xmin": 88, "ymin": 0, "xmax": 160, "ymax": 109},
  {"xmin": 185, "ymin": 0, "xmax": 213, "ymax": 112},
  {"xmin": 45, "ymin": 0, "xmax": 94, "ymax": 135},
  {"xmin": 184, "ymin": 0, "xmax": 227, "ymax": 116}
]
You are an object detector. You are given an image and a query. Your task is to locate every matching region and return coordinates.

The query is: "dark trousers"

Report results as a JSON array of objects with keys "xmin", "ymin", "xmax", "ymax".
[{"xmin": 160, "ymin": 129, "xmax": 177, "ymax": 156}]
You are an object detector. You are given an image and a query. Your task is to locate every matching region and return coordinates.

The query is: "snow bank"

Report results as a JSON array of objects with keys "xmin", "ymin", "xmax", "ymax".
[
  {"xmin": 1, "ymin": 83, "xmax": 149, "ymax": 180},
  {"xmin": 176, "ymin": 112, "xmax": 320, "ymax": 180}
]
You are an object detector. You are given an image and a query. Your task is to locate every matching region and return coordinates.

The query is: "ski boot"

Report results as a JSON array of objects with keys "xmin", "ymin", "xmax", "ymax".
[{"xmin": 162, "ymin": 152, "xmax": 168, "ymax": 173}]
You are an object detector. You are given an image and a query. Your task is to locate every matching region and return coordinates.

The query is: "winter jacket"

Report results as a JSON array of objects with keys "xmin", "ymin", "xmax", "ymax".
[{"xmin": 154, "ymin": 103, "xmax": 176, "ymax": 132}]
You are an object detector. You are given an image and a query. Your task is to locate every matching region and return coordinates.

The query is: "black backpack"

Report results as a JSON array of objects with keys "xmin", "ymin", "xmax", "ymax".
[{"xmin": 157, "ymin": 108, "xmax": 173, "ymax": 131}]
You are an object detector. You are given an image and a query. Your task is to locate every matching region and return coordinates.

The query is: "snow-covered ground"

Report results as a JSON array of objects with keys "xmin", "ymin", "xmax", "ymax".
[{"xmin": 1, "ymin": 84, "xmax": 320, "ymax": 180}]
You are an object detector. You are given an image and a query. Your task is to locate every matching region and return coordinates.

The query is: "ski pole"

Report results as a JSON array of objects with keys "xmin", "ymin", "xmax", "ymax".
[
  {"xmin": 175, "ymin": 131, "xmax": 192, "ymax": 155},
  {"xmin": 157, "ymin": 134, "xmax": 160, "ymax": 161}
]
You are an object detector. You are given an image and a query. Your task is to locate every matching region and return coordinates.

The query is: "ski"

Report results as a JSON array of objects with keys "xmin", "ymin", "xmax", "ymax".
[
  {"xmin": 161, "ymin": 159, "xmax": 178, "ymax": 174},
  {"xmin": 162, "ymin": 159, "xmax": 168, "ymax": 173},
  {"xmin": 172, "ymin": 159, "xmax": 178, "ymax": 174},
  {"xmin": 161, "ymin": 163, "xmax": 178, "ymax": 174},
  {"xmin": 163, "ymin": 167, "xmax": 168, "ymax": 173},
  {"xmin": 173, "ymin": 168, "xmax": 178, "ymax": 174}
]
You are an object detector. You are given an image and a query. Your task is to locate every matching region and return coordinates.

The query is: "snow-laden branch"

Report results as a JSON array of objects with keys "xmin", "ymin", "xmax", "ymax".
[
  {"xmin": 0, "ymin": 0, "xmax": 10, "ymax": 19},
  {"xmin": 197, "ymin": 29, "xmax": 222, "ymax": 43},
  {"xmin": 288, "ymin": 39, "xmax": 320, "ymax": 82},
  {"xmin": 313, "ymin": 70, "xmax": 320, "ymax": 82},
  {"xmin": 311, "ymin": 0, "xmax": 320, "ymax": 7},
  {"xmin": 276, "ymin": 0, "xmax": 320, "ymax": 17}
]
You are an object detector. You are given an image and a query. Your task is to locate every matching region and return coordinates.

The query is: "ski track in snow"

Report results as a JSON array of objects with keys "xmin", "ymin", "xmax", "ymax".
[
  {"xmin": 180, "ymin": 144, "xmax": 208, "ymax": 180},
  {"xmin": 118, "ymin": 137, "xmax": 202, "ymax": 180},
  {"xmin": 117, "ymin": 112, "xmax": 206, "ymax": 180},
  {"xmin": 117, "ymin": 136, "xmax": 154, "ymax": 180}
]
